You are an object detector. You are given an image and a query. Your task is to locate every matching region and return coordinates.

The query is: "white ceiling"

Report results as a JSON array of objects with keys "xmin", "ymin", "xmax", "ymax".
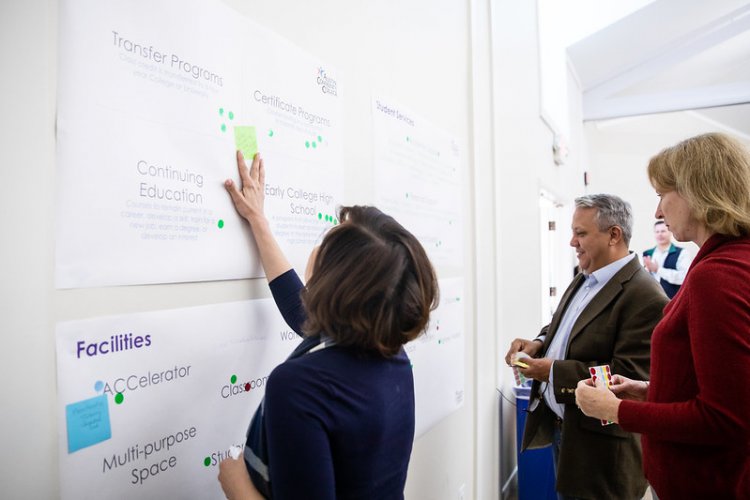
[
  {"xmin": 568, "ymin": 0, "xmax": 750, "ymax": 135},
  {"xmin": 693, "ymin": 103, "xmax": 750, "ymax": 139}
]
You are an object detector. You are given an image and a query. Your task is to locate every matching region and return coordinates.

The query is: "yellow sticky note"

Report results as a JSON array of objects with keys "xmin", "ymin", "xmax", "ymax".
[
  {"xmin": 512, "ymin": 359, "xmax": 529, "ymax": 369},
  {"xmin": 234, "ymin": 126, "xmax": 258, "ymax": 160}
]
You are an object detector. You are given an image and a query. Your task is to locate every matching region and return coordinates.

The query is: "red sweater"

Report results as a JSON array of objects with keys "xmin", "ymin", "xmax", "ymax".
[{"xmin": 619, "ymin": 234, "xmax": 750, "ymax": 499}]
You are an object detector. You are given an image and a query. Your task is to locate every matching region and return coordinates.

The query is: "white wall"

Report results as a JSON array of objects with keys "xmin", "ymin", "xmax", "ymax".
[
  {"xmin": 468, "ymin": 1, "xmax": 500, "ymax": 498},
  {"xmin": 490, "ymin": 1, "xmax": 586, "ymax": 492},
  {"xmin": 0, "ymin": 0, "xmax": 495, "ymax": 498},
  {"xmin": 1, "ymin": 2, "xmax": 60, "ymax": 499}
]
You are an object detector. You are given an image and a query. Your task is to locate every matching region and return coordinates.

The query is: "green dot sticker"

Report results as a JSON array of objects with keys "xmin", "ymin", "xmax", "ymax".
[
  {"xmin": 203, "ymin": 457, "xmax": 211, "ymax": 467},
  {"xmin": 312, "ymin": 141, "xmax": 317, "ymax": 148},
  {"xmin": 318, "ymin": 212, "xmax": 322, "ymax": 220},
  {"xmin": 230, "ymin": 374, "xmax": 237, "ymax": 384},
  {"xmin": 219, "ymin": 108, "xmax": 235, "ymax": 133},
  {"xmin": 269, "ymin": 129, "xmax": 274, "ymax": 137},
  {"xmin": 218, "ymin": 219, "xmax": 225, "ymax": 229},
  {"xmin": 305, "ymin": 141, "xmax": 310, "ymax": 148},
  {"xmin": 114, "ymin": 393, "xmax": 124, "ymax": 404},
  {"xmin": 317, "ymin": 135, "xmax": 322, "ymax": 142}
]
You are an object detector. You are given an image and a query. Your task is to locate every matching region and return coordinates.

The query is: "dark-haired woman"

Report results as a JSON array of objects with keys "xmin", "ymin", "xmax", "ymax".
[{"xmin": 218, "ymin": 151, "xmax": 438, "ymax": 500}]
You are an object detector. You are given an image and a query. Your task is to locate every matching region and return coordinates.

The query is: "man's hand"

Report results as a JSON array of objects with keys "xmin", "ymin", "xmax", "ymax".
[
  {"xmin": 504, "ymin": 338, "xmax": 543, "ymax": 366},
  {"xmin": 518, "ymin": 357, "xmax": 553, "ymax": 382}
]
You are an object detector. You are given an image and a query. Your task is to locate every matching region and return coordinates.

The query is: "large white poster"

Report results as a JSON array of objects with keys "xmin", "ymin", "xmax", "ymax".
[
  {"xmin": 56, "ymin": 299, "xmax": 299, "ymax": 500},
  {"xmin": 56, "ymin": 288, "xmax": 464, "ymax": 498},
  {"xmin": 409, "ymin": 277, "xmax": 465, "ymax": 436},
  {"xmin": 372, "ymin": 97, "xmax": 463, "ymax": 270},
  {"xmin": 56, "ymin": 0, "xmax": 343, "ymax": 288}
]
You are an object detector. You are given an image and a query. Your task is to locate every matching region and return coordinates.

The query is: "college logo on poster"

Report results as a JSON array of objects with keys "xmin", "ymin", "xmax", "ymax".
[{"xmin": 317, "ymin": 67, "xmax": 338, "ymax": 96}]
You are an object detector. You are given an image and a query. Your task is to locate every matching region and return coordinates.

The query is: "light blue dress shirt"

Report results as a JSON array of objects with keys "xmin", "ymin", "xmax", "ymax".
[{"xmin": 540, "ymin": 252, "xmax": 636, "ymax": 419}]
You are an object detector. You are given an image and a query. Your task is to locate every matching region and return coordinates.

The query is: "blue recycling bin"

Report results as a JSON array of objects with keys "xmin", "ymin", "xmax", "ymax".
[{"xmin": 514, "ymin": 385, "xmax": 557, "ymax": 500}]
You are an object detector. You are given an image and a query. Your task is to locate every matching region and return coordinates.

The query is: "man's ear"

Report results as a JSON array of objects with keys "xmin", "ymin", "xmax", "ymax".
[{"xmin": 609, "ymin": 225, "xmax": 623, "ymax": 246}]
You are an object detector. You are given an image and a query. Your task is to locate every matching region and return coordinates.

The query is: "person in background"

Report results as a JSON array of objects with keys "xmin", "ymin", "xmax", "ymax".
[
  {"xmin": 575, "ymin": 132, "xmax": 750, "ymax": 499},
  {"xmin": 505, "ymin": 194, "xmax": 667, "ymax": 500},
  {"xmin": 642, "ymin": 220, "xmax": 691, "ymax": 298},
  {"xmin": 217, "ymin": 151, "xmax": 438, "ymax": 499}
]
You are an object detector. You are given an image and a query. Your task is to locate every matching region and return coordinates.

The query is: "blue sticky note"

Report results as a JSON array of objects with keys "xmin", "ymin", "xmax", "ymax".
[{"xmin": 66, "ymin": 394, "xmax": 112, "ymax": 453}]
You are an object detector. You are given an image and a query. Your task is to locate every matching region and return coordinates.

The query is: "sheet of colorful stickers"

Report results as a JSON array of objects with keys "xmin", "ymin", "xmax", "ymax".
[{"xmin": 589, "ymin": 364, "xmax": 613, "ymax": 426}]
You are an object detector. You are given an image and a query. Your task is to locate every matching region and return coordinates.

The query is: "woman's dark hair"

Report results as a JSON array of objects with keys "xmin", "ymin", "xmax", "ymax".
[{"xmin": 302, "ymin": 206, "xmax": 439, "ymax": 356}]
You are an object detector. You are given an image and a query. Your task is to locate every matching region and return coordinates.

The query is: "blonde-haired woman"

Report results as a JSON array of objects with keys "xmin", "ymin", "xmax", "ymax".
[{"xmin": 575, "ymin": 132, "xmax": 750, "ymax": 499}]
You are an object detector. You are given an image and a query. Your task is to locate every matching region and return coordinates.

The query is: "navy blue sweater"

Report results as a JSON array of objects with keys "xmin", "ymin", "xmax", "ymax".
[{"xmin": 265, "ymin": 270, "xmax": 415, "ymax": 499}]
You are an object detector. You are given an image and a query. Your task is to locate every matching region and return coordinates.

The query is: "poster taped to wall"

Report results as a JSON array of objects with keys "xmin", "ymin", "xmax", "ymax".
[
  {"xmin": 56, "ymin": 278, "xmax": 464, "ymax": 498},
  {"xmin": 56, "ymin": 0, "xmax": 343, "ymax": 288},
  {"xmin": 409, "ymin": 277, "xmax": 465, "ymax": 436},
  {"xmin": 56, "ymin": 299, "xmax": 297, "ymax": 499},
  {"xmin": 372, "ymin": 96, "xmax": 463, "ymax": 271}
]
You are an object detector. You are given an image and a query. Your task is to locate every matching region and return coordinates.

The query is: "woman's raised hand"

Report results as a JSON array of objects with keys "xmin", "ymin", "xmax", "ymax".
[{"xmin": 225, "ymin": 151, "xmax": 266, "ymax": 224}]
